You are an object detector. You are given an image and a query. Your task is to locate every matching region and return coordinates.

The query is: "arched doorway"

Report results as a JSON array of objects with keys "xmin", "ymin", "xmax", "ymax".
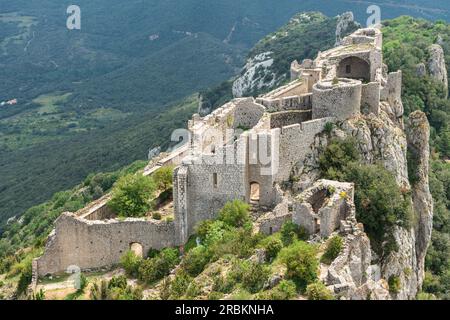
[
  {"xmin": 337, "ymin": 56, "xmax": 370, "ymax": 82},
  {"xmin": 130, "ymin": 242, "xmax": 143, "ymax": 258},
  {"xmin": 250, "ymin": 182, "xmax": 260, "ymax": 202}
]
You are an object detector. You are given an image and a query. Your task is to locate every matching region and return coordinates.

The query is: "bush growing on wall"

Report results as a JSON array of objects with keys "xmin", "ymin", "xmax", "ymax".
[
  {"xmin": 108, "ymin": 174, "xmax": 156, "ymax": 217},
  {"xmin": 320, "ymin": 236, "xmax": 343, "ymax": 265},
  {"xmin": 280, "ymin": 221, "xmax": 308, "ymax": 246}
]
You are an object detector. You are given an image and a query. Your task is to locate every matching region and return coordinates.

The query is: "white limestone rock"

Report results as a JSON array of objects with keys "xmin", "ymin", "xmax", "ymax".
[
  {"xmin": 232, "ymin": 52, "xmax": 277, "ymax": 97},
  {"xmin": 428, "ymin": 44, "xmax": 448, "ymax": 96}
]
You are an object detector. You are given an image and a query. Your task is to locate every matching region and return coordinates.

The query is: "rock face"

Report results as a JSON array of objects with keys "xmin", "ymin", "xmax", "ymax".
[
  {"xmin": 406, "ymin": 111, "xmax": 434, "ymax": 290},
  {"xmin": 335, "ymin": 12, "xmax": 359, "ymax": 46},
  {"xmin": 304, "ymin": 104, "xmax": 432, "ymax": 299},
  {"xmin": 232, "ymin": 52, "xmax": 277, "ymax": 98},
  {"xmin": 428, "ymin": 44, "xmax": 448, "ymax": 96}
]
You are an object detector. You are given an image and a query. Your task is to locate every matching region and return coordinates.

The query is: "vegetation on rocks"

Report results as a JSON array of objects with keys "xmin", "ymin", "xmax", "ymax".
[{"xmin": 320, "ymin": 236, "xmax": 344, "ymax": 265}]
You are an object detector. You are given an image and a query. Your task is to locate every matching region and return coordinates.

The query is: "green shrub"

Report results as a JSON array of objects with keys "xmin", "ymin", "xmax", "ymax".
[
  {"xmin": 318, "ymin": 137, "xmax": 360, "ymax": 181},
  {"xmin": 152, "ymin": 212, "xmax": 162, "ymax": 220},
  {"xmin": 182, "ymin": 245, "xmax": 211, "ymax": 277},
  {"xmin": 185, "ymin": 282, "xmax": 202, "ymax": 299},
  {"xmin": 279, "ymin": 241, "xmax": 318, "ymax": 291},
  {"xmin": 138, "ymin": 248, "xmax": 180, "ymax": 284},
  {"xmin": 147, "ymin": 248, "xmax": 160, "ymax": 259},
  {"xmin": 230, "ymin": 289, "xmax": 253, "ymax": 300},
  {"xmin": 280, "ymin": 221, "xmax": 308, "ymax": 246},
  {"xmin": 416, "ymin": 292, "xmax": 437, "ymax": 300},
  {"xmin": 388, "ymin": 275, "xmax": 401, "ymax": 294},
  {"xmin": 257, "ymin": 280, "xmax": 297, "ymax": 300},
  {"xmin": 153, "ymin": 166, "xmax": 174, "ymax": 191},
  {"xmin": 212, "ymin": 273, "xmax": 235, "ymax": 294},
  {"xmin": 305, "ymin": 282, "xmax": 334, "ymax": 300},
  {"xmin": 264, "ymin": 238, "xmax": 283, "ymax": 261},
  {"xmin": 345, "ymin": 163, "xmax": 413, "ymax": 252},
  {"xmin": 170, "ymin": 270, "xmax": 193, "ymax": 299},
  {"xmin": 208, "ymin": 291, "xmax": 224, "ymax": 300},
  {"xmin": 324, "ymin": 122, "xmax": 334, "ymax": 135},
  {"xmin": 320, "ymin": 236, "xmax": 343, "ymax": 265},
  {"xmin": 240, "ymin": 262, "xmax": 271, "ymax": 294},
  {"xmin": 218, "ymin": 200, "xmax": 251, "ymax": 228},
  {"xmin": 120, "ymin": 250, "xmax": 142, "ymax": 277},
  {"xmin": 99, "ymin": 276, "xmax": 143, "ymax": 300},
  {"xmin": 204, "ymin": 220, "xmax": 228, "ymax": 247},
  {"xmin": 208, "ymin": 227, "xmax": 261, "ymax": 261},
  {"xmin": 15, "ymin": 259, "xmax": 32, "ymax": 296},
  {"xmin": 108, "ymin": 174, "xmax": 156, "ymax": 217},
  {"xmin": 108, "ymin": 275, "xmax": 128, "ymax": 290}
]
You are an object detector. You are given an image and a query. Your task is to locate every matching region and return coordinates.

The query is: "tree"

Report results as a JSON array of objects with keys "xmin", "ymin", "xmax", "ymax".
[
  {"xmin": 153, "ymin": 166, "xmax": 174, "ymax": 191},
  {"xmin": 108, "ymin": 174, "xmax": 156, "ymax": 217},
  {"xmin": 218, "ymin": 200, "xmax": 251, "ymax": 228}
]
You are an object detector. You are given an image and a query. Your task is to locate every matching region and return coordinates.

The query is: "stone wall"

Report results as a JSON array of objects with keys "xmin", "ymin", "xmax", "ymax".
[
  {"xmin": 269, "ymin": 110, "xmax": 312, "ymax": 129},
  {"xmin": 257, "ymin": 200, "xmax": 292, "ymax": 235},
  {"xmin": 292, "ymin": 180, "xmax": 355, "ymax": 237},
  {"xmin": 181, "ymin": 137, "xmax": 248, "ymax": 237},
  {"xmin": 312, "ymin": 79, "xmax": 362, "ymax": 120},
  {"xmin": 35, "ymin": 213, "xmax": 177, "ymax": 276},
  {"xmin": 361, "ymin": 82, "xmax": 381, "ymax": 115},
  {"xmin": 276, "ymin": 117, "xmax": 334, "ymax": 182},
  {"xmin": 256, "ymin": 93, "xmax": 312, "ymax": 113},
  {"xmin": 233, "ymin": 98, "xmax": 265, "ymax": 130}
]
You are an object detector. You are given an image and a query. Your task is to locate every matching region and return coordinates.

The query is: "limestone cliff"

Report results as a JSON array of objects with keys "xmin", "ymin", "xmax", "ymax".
[
  {"xmin": 300, "ymin": 104, "xmax": 433, "ymax": 300},
  {"xmin": 428, "ymin": 44, "xmax": 448, "ymax": 97}
]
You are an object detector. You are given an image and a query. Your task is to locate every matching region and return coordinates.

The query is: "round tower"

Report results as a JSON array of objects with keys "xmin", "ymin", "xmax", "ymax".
[{"xmin": 312, "ymin": 78, "xmax": 362, "ymax": 120}]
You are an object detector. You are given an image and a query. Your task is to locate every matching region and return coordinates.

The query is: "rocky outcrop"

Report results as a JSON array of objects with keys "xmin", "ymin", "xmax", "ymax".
[
  {"xmin": 335, "ymin": 12, "xmax": 359, "ymax": 46},
  {"xmin": 406, "ymin": 111, "xmax": 434, "ymax": 290},
  {"xmin": 232, "ymin": 52, "xmax": 277, "ymax": 98},
  {"xmin": 301, "ymin": 104, "xmax": 432, "ymax": 299},
  {"xmin": 428, "ymin": 44, "xmax": 448, "ymax": 96}
]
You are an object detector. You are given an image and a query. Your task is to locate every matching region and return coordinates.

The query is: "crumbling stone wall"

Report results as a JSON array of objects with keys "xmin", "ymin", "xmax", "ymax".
[
  {"xmin": 257, "ymin": 93, "xmax": 312, "ymax": 113},
  {"xmin": 292, "ymin": 180, "xmax": 354, "ymax": 237},
  {"xmin": 232, "ymin": 98, "xmax": 265, "ymax": 130},
  {"xmin": 269, "ymin": 110, "xmax": 312, "ymax": 129},
  {"xmin": 35, "ymin": 213, "xmax": 177, "ymax": 276}
]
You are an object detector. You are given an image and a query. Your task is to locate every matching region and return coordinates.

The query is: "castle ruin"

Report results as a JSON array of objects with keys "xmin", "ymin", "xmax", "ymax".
[{"xmin": 34, "ymin": 27, "xmax": 404, "ymax": 279}]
